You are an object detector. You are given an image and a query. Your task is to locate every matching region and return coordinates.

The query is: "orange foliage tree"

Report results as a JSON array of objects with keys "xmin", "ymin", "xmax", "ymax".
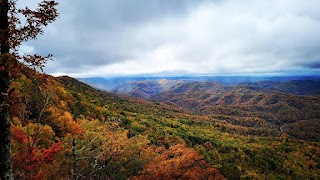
[
  {"xmin": 11, "ymin": 123, "xmax": 62, "ymax": 179},
  {"xmin": 68, "ymin": 119, "xmax": 151, "ymax": 179},
  {"xmin": 132, "ymin": 144, "xmax": 226, "ymax": 180}
]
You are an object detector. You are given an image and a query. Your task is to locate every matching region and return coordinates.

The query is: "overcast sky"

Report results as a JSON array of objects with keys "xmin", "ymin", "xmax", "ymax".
[{"xmin": 20, "ymin": 0, "xmax": 320, "ymax": 77}]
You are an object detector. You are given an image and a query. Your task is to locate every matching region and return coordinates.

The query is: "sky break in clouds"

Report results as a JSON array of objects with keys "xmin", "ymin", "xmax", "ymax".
[{"xmin": 19, "ymin": 0, "xmax": 320, "ymax": 77}]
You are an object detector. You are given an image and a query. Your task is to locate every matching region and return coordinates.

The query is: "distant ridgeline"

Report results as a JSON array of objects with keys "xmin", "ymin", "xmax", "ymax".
[{"xmin": 79, "ymin": 75, "xmax": 320, "ymax": 95}]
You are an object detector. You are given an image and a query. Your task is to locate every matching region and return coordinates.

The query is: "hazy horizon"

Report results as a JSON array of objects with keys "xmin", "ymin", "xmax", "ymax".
[{"xmin": 73, "ymin": 72, "xmax": 320, "ymax": 79}]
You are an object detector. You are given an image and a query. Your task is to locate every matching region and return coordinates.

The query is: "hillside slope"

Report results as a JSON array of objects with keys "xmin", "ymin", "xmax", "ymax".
[
  {"xmin": 240, "ymin": 80, "xmax": 320, "ymax": 97},
  {"xmin": 79, "ymin": 77, "xmax": 320, "ymax": 141},
  {"xmin": 151, "ymin": 82, "xmax": 320, "ymax": 140},
  {"xmin": 9, "ymin": 73, "xmax": 320, "ymax": 179}
]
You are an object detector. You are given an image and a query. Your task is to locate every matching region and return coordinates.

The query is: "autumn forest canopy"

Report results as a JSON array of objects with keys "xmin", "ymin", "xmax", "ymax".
[{"xmin": 1, "ymin": 0, "xmax": 320, "ymax": 180}]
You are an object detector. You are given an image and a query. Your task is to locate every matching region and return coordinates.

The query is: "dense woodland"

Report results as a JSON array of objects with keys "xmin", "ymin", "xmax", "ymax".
[
  {"xmin": 1, "ymin": 0, "xmax": 320, "ymax": 179},
  {"xmin": 151, "ymin": 81, "xmax": 320, "ymax": 139},
  {"xmin": 6, "ymin": 72, "xmax": 320, "ymax": 179},
  {"xmin": 102, "ymin": 79, "xmax": 320, "ymax": 141}
]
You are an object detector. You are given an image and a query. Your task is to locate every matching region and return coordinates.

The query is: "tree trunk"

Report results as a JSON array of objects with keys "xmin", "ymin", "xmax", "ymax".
[
  {"xmin": 0, "ymin": 0, "xmax": 13, "ymax": 179},
  {"xmin": 72, "ymin": 139, "xmax": 78, "ymax": 180}
]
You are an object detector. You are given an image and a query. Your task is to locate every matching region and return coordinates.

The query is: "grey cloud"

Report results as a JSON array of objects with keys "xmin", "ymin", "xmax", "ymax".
[
  {"xmin": 19, "ymin": 0, "xmax": 320, "ymax": 76},
  {"xmin": 26, "ymin": 0, "xmax": 208, "ymax": 72},
  {"xmin": 72, "ymin": 0, "xmax": 205, "ymax": 28}
]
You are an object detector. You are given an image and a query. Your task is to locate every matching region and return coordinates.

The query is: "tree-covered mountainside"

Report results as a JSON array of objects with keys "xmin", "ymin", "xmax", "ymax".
[
  {"xmin": 8, "ymin": 72, "xmax": 320, "ymax": 179},
  {"xmin": 239, "ymin": 80, "xmax": 320, "ymax": 97},
  {"xmin": 87, "ymin": 78, "xmax": 320, "ymax": 142},
  {"xmin": 152, "ymin": 82, "xmax": 320, "ymax": 122}
]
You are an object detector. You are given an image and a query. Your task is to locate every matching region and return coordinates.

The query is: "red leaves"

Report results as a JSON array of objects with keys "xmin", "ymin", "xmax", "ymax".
[
  {"xmin": 40, "ymin": 142, "xmax": 62, "ymax": 163},
  {"xmin": 11, "ymin": 123, "xmax": 62, "ymax": 179},
  {"xmin": 14, "ymin": 142, "xmax": 62, "ymax": 166},
  {"xmin": 11, "ymin": 125, "xmax": 28, "ymax": 143},
  {"xmin": 13, "ymin": 141, "xmax": 62, "ymax": 179}
]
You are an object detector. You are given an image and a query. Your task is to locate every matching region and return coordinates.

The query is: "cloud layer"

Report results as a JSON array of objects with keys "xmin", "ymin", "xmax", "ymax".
[{"xmin": 20, "ymin": 0, "xmax": 320, "ymax": 77}]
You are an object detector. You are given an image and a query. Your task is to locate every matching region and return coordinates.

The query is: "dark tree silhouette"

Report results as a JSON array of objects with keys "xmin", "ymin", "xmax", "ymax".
[{"xmin": 0, "ymin": 1, "xmax": 58, "ymax": 179}]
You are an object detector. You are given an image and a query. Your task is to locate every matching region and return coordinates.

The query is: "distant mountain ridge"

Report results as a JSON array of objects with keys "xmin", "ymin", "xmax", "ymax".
[
  {"xmin": 112, "ymin": 79, "xmax": 186, "ymax": 98},
  {"xmin": 78, "ymin": 76, "xmax": 320, "ymax": 91}
]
